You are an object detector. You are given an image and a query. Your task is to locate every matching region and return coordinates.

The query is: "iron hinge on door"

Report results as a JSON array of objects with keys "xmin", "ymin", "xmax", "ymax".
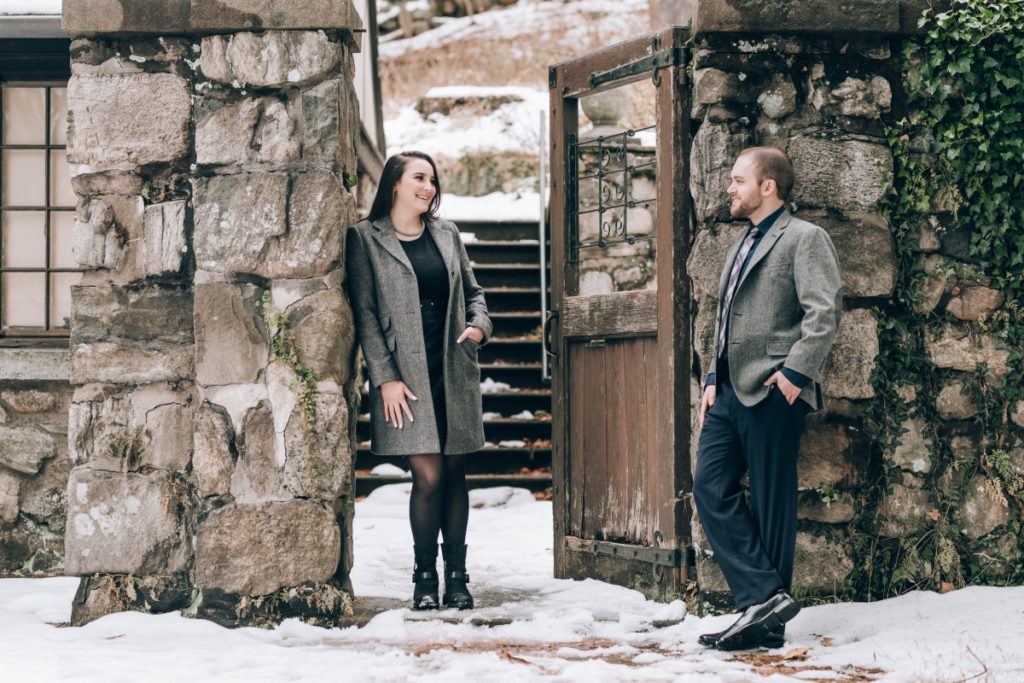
[
  {"xmin": 591, "ymin": 539, "xmax": 686, "ymax": 568},
  {"xmin": 588, "ymin": 45, "xmax": 687, "ymax": 90}
]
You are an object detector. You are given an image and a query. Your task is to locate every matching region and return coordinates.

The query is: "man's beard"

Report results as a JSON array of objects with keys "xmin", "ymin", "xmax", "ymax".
[{"xmin": 729, "ymin": 195, "xmax": 761, "ymax": 219}]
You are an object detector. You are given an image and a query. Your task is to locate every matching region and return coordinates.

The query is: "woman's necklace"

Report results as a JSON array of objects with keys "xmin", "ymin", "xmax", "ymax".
[{"xmin": 394, "ymin": 226, "xmax": 424, "ymax": 238}]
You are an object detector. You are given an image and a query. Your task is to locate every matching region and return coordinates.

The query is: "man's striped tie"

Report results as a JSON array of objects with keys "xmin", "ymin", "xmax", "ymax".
[{"xmin": 717, "ymin": 224, "xmax": 762, "ymax": 359}]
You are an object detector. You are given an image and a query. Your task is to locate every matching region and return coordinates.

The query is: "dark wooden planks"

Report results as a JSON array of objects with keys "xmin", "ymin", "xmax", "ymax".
[{"xmin": 561, "ymin": 289, "xmax": 658, "ymax": 339}]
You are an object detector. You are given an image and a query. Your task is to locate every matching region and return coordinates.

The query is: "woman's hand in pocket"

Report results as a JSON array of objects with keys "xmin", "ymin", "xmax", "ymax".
[
  {"xmin": 381, "ymin": 380, "xmax": 417, "ymax": 429},
  {"xmin": 457, "ymin": 326, "xmax": 484, "ymax": 344}
]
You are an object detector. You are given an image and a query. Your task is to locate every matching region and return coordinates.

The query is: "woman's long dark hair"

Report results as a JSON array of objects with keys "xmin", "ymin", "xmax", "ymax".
[{"xmin": 366, "ymin": 151, "xmax": 442, "ymax": 222}]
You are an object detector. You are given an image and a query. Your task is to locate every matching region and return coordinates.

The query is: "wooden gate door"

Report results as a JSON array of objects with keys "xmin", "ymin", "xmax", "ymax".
[{"xmin": 546, "ymin": 27, "xmax": 693, "ymax": 601}]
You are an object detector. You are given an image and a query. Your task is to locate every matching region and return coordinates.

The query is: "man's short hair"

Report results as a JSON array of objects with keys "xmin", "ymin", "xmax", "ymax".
[{"xmin": 738, "ymin": 147, "xmax": 795, "ymax": 201}]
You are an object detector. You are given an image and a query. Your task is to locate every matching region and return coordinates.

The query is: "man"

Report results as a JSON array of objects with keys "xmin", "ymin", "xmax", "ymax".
[{"xmin": 693, "ymin": 147, "xmax": 842, "ymax": 651}]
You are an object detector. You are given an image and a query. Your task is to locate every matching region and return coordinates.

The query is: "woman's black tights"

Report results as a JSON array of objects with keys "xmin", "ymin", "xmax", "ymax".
[{"xmin": 407, "ymin": 453, "xmax": 469, "ymax": 549}]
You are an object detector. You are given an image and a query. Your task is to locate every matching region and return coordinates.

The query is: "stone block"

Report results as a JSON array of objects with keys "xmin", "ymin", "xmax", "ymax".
[
  {"xmin": 1, "ymin": 390, "xmax": 57, "ymax": 414},
  {"xmin": 195, "ymin": 499, "xmax": 340, "ymax": 596},
  {"xmin": 194, "ymin": 283, "xmax": 269, "ymax": 386},
  {"xmin": 962, "ymin": 475, "xmax": 1011, "ymax": 539},
  {"xmin": 283, "ymin": 384, "xmax": 352, "ymax": 501},
  {"xmin": 798, "ymin": 493, "xmax": 856, "ymax": 524},
  {"xmin": 194, "ymin": 171, "xmax": 354, "ymax": 279},
  {"xmin": 889, "ymin": 418, "xmax": 934, "ymax": 474},
  {"xmin": 925, "ymin": 326, "xmax": 1010, "ymax": 375},
  {"xmin": 17, "ymin": 451, "xmax": 72, "ymax": 533},
  {"xmin": 230, "ymin": 401, "xmax": 288, "ymax": 504},
  {"xmin": 693, "ymin": 68, "xmax": 744, "ymax": 106},
  {"xmin": 876, "ymin": 483, "xmax": 932, "ymax": 537},
  {"xmin": 71, "ymin": 342, "xmax": 193, "ymax": 385},
  {"xmin": 792, "ymin": 532, "xmax": 854, "ymax": 596},
  {"xmin": 0, "ymin": 427, "xmax": 57, "ymax": 475},
  {"xmin": 693, "ymin": 0, "xmax": 899, "ymax": 33},
  {"xmin": 0, "ymin": 472, "xmax": 18, "ymax": 526},
  {"xmin": 143, "ymin": 201, "xmax": 188, "ymax": 277},
  {"xmin": 0, "ymin": 350, "xmax": 70, "ymax": 382},
  {"xmin": 62, "ymin": 0, "xmax": 362, "ymax": 36},
  {"xmin": 193, "ymin": 402, "xmax": 236, "ymax": 497},
  {"xmin": 1013, "ymin": 401, "xmax": 1024, "ymax": 430},
  {"xmin": 200, "ymin": 31, "xmax": 341, "ymax": 88},
  {"xmin": 687, "ymin": 223, "xmax": 748, "ymax": 300},
  {"xmin": 822, "ymin": 308, "xmax": 878, "ymax": 400},
  {"xmin": 72, "ymin": 284, "xmax": 193, "ymax": 345},
  {"xmin": 801, "ymin": 211, "xmax": 895, "ymax": 299},
  {"xmin": 689, "ymin": 123, "xmax": 752, "ymax": 223},
  {"xmin": 64, "ymin": 468, "xmax": 190, "ymax": 575},
  {"xmin": 141, "ymin": 398, "xmax": 194, "ymax": 472},
  {"xmin": 299, "ymin": 78, "xmax": 344, "ymax": 162},
  {"xmin": 798, "ymin": 418, "xmax": 860, "ymax": 488},
  {"xmin": 936, "ymin": 381, "xmax": 977, "ymax": 420},
  {"xmin": 284, "ymin": 289, "xmax": 355, "ymax": 386},
  {"xmin": 829, "ymin": 76, "xmax": 892, "ymax": 119},
  {"xmin": 192, "ymin": 173, "xmax": 287, "ymax": 275},
  {"xmin": 946, "ymin": 285, "xmax": 1005, "ymax": 322},
  {"xmin": 67, "ymin": 73, "xmax": 191, "ymax": 166},
  {"xmin": 73, "ymin": 198, "xmax": 127, "ymax": 271},
  {"xmin": 0, "ymin": 521, "xmax": 63, "ymax": 576},
  {"xmin": 757, "ymin": 73, "xmax": 797, "ymax": 120},
  {"xmin": 789, "ymin": 136, "xmax": 891, "ymax": 212},
  {"xmin": 195, "ymin": 97, "xmax": 299, "ymax": 166},
  {"xmin": 914, "ymin": 255, "xmax": 951, "ymax": 314},
  {"xmin": 69, "ymin": 384, "xmax": 129, "ymax": 469},
  {"xmin": 71, "ymin": 170, "xmax": 145, "ymax": 198}
]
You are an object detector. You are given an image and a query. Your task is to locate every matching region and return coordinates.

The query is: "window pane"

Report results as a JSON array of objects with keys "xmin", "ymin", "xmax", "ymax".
[
  {"xmin": 1, "ymin": 211, "xmax": 46, "ymax": 268},
  {"xmin": 2, "ymin": 87, "xmax": 45, "ymax": 145},
  {"xmin": 51, "ymin": 210, "xmax": 77, "ymax": 268},
  {"xmin": 50, "ymin": 271, "xmax": 81, "ymax": 329},
  {"xmin": 2, "ymin": 149, "xmax": 46, "ymax": 206},
  {"xmin": 50, "ymin": 150, "xmax": 76, "ymax": 206},
  {"xmin": 2, "ymin": 272, "xmax": 45, "ymax": 328},
  {"xmin": 50, "ymin": 87, "xmax": 68, "ymax": 145}
]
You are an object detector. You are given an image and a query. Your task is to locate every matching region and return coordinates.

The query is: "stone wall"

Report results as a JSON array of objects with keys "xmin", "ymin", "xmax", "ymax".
[
  {"xmin": 684, "ymin": 0, "xmax": 1019, "ymax": 608},
  {"xmin": 61, "ymin": 1, "xmax": 363, "ymax": 627},
  {"xmin": 0, "ymin": 382, "xmax": 74, "ymax": 576}
]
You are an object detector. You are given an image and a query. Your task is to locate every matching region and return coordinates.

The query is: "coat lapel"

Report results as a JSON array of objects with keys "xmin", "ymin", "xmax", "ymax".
[
  {"xmin": 427, "ymin": 219, "xmax": 456, "ymax": 289},
  {"xmin": 736, "ymin": 210, "xmax": 791, "ymax": 290},
  {"xmin": 370, "ymin": 216, "xmax": 415, "ymax": 272}
]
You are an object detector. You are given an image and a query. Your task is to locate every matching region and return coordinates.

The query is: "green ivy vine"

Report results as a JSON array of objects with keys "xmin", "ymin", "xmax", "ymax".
[
  {"xmin": 847, "ymin": 0, "xmax": 1024, "ymax": 600},
  {"xmin": 257, "ymin": 290, "xmax": 319, "ymax": 435}
]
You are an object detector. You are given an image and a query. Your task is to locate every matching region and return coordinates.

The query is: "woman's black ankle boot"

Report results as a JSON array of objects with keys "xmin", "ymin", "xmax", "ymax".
[
  {"xmin": 441, "ymin": 543, "xmax": 474, "ymax": 610},
  {"xmin": 412, "ymin": 544, "xmax": 439, "ymax": 610}
]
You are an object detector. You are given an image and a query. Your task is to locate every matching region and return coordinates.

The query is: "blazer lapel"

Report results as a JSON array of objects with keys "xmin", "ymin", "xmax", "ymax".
[
  {"xmin": 427, "ymin": 219, "xmax": 456, "ymax": 289},
  {"xmin": 370, "ymin": 216, "xmax": 415, "ymax": 272},
  {"xmin": 736, "ymin": 210, "xmax": 791, "ymax": 290}
]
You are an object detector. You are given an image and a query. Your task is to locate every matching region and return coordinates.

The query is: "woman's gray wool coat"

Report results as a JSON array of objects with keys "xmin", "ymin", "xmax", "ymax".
[{"xmin": 346, "ymin": 217, "xmax": 492, "ymax": 456}]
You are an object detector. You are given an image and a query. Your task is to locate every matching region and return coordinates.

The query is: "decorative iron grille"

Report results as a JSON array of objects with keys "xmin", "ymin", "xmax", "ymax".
[{"xmin": 566, "ymin": 125, "xmax": 657, "ymax": 263}]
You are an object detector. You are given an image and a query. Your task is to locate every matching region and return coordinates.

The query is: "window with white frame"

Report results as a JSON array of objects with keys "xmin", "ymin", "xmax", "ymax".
[{"xmin": 0, "ymin": 82, "xmax": 81, "ymax": 337}]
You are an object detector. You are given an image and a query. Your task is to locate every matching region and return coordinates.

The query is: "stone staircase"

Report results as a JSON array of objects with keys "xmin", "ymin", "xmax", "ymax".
[{"xmin": 355, "ymin": 218, "xmax": 552, "ymax": 496}]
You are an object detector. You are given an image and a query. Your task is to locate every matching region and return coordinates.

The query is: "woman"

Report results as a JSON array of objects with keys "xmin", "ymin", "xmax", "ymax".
[{"xmin": 346, "ymin": 151, "xmax": 491, "ymax": 610}]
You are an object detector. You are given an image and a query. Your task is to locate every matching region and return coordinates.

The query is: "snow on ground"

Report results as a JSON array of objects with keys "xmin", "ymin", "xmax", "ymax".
[
  {"xmin": 442, "ymin": 191, "xmax": 543, "ymax": 223},
  {"xmin": 379, "ymin": 0, "xmax": 647, "ymax": 58},
  {"xmin": 0, "ymin": 0, "xmax": 60, "ymax": 14},
  {"xmin": 385, "ymin": 88, "xmax": 547, "ymax": 159},
  {"xmin": 3, "ymin": 488, "xmax": 1024, "ymax": 681}
]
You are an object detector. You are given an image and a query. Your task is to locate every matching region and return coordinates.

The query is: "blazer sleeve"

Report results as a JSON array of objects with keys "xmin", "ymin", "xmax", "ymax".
[
  {"xmin": 784, "ymin": 226, "xmax": 843, "ymax": 382},
  {"xmin": 451, "ymin": 222, "xmax": 493, "ymax": 344},
  {"xmin": 345, "ymin": 226, "xmax": 401, "ymax": 388}
]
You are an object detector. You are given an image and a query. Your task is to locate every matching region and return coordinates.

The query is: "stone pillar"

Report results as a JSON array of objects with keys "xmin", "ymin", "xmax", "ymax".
[
  {"xmin": 62, "ymin": 0, "xmax": 362, "ymax": 627},
  {"xmin": 685, "ymin": 0, "xmax": 914, "ymax": 608}
]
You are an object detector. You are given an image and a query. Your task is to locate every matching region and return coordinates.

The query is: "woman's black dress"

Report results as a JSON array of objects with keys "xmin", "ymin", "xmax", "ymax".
[{"xmin": 399, "ymin": 229, "xmax": 450, "ymax": 451}]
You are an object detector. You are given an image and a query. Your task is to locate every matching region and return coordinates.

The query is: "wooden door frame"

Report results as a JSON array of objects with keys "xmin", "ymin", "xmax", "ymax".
[{"xmin": 547, "ymin": 26, "xmax": 694, "ymax": 598}]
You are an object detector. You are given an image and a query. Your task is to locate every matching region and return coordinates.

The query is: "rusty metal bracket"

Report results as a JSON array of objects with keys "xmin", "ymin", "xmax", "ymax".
[
  {"xmin": 591, "ymin": 539, "xmax": 686, "ymax": 569},
  {"xmin": 587, "ymin": 46, "xmax": 686, "ymax": 90}
]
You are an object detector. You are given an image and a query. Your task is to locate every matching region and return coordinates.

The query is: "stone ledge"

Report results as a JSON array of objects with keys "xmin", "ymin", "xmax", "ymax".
[
  {"xmin": 61, "ymin": 0, "xmax": 362, "ymax": 46},
  {"xmin": 691, "ymin": 0, "xmax": 934, "ymax": 35},
  {"xmin": 0, "ymin": 348, "xmax": 71, "ymax": 381}
]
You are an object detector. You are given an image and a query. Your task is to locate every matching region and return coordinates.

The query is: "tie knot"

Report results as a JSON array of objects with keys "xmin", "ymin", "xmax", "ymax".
[{"xmin": 747, "ymin": 224, "xmax": 762, "ymax": 239}]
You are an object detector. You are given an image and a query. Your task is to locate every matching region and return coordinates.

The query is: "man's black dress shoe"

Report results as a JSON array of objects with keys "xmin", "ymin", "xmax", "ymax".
[
  {"xmin": 715, "ymin": 590, "xmax": 800, "ymax": 651},
  {"xmin": 698, "ymin": 624, "xmax": 784, "ymax": 649}
]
